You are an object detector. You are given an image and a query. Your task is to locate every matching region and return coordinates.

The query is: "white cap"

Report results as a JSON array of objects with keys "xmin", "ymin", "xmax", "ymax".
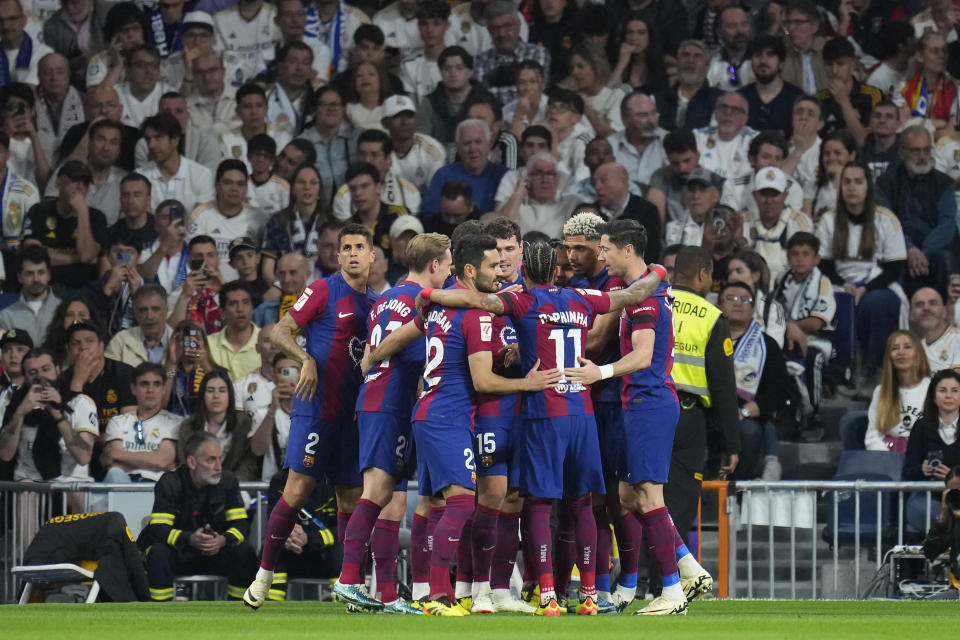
[
  {"xmin": 389, "ymin": 215, "xmax": 424, "ymax": 239},
  {"xmin": 382, "ymin": 94, "xmax": 417, "ymax": 119},
  {"xmin": 753, "ymin": 167, "xmax": 788, "ymax": 193},
  {"xmin": 182, "ymin": 11, "xmax": 214, "ymax": 29}
]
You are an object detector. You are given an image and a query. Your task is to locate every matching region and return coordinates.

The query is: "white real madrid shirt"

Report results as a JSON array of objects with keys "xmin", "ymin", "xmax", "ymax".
[
  {"xmin": 332, "ymin": 170, "xmax": 421, "ymax": 220},
  {"xmin": 695, "ymin": 125, "xmax": 759, "ymax": 179},
  {"xmin": 448, "ymin": 4, "xmax": 527, "ymax": 56},
  {"xmin": 399, "ymin": 54, "xmax": 442, "ymax": 102},
  {"xmin": 253, "ymin": 405, "xmax": 290, "ymax": 480},
  {"xmin": 116, "ymin": 81, "xmax": 177, "ymax": 128},
  {"xmin": 188, "ymin": 202, "xmax": 264, "ymax": 280},
  {"xmin": 140, "ymin": 156, "xmax": 215, "ymax": 214},
  {"xmin": 247, "ymin": 175, "xmax": 290, "ymax": 220},
  {"xmin": 741, "ymin": 207, "xmax": 813, "ymax": 278},
  {"xmin": 234, "ymin": 371, "xmax": 275, "ymax": 414},
  {"xmin": 815, "ymin": 205, "xmax": 907, "ymax": 285},
  {"xmin": 14, "ymin": 393, "xmax": 99, "ymax": 482},
  {"xmin": 391, "ymin": 133, "xmax": 446, "ymax": 192},
  {"xmin": 214, "ymin": 2, "xmax": 281, "ymax": 87},
  {"xmin": 265, "ymin": 84, "xmax": 308, "ymax": 135},
  {"xmin": 219, "ymin": 124, "xmax": 293, "ymax": 171},
  {"xmin": 103, "ymin": 410, "xmax": 180, "ymax": 481},
  {"xmin": 0, "ymin": 170, "xmax": 39, "ymax": 248},
  {"xmin": 373, "ymin": 2, "xmax": 422, "ymax": 59},
  {"xmin": 924, "ymin": 327, "xmax": 960, "ymax": 372},
  {"xmin": 306, "ymin": 4, "xmax": 369, "ymax": 74}
]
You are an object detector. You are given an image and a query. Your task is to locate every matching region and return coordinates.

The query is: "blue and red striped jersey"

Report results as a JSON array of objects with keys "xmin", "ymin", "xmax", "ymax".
[
  {"xmin": 287, "ymin": 274, "xmax": 378, "ymax": 424},
  {"xmin": 474, "ymin": 315, "xmax": 520, "ymax": 418},
  {"xmin": 498, "ymin": 284, "xmax": 611, "ymax": 418},
  {"xmin": 620, "ymin": 278, "xmax": 678, "ymax": 407},
  {"xmin": 571, "ymin": 266, "xmax": 625, "ymax": 404},
  {"xmin": 356, "ymin": 280, "xmax": 424, "ymax": 415}
]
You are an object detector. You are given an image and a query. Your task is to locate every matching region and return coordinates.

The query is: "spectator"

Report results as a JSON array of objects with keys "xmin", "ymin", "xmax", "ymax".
[
  {"xmin": 569, "ymin": 41, "xmax": 625, "ymax": 138},
  {"xmin": 265, "ymin": 41, "xmax": 315, "ymax": 135},
  {"xmin": 540, "ymin": 89, "xmax": 589, "ymax": 182},
  {"xmin": 835, "ymin": 0, "xmax": 906, "ymax": 64},
  {"xmin": 901, "ymin": 31, "xmax": 956, "ymax": 138},
  {"xmin": 2, "ymin": 82, "xmax": 52, "ymax": 189},
  {"xmin": 96, "ymin": 233, "xmax": 145, "ymax": 336},
  {"xmin": 143, "ymin": 91, "xmax": 231, "ymax": 173},
  {"xmin": 607, "ymin": 91, "xmax": 667, "ymax": 194},
  {"xmin": 492, "ymin": 124, "xmax": 564, "ymax": 208},
  {"xmin": 58, "ymin": 85, "xmax": 141, "ymax": 172},
  {"xmin": 45, "ymin": 120, "xmax": 125, "ymax": 226},
  {"xmin": 467, "ymin": 93, "xmax": 520, "ymax": 171},
  {"xmin": 332, "ymin": 128, "xmax": 421, "ymax": 221},
  {"xmin": 272, "ymin": 139, "xmax": 316, "ymax": 183},
  {"xmin": 866, "ymin": 21, "xmax": 915, "ymax": 98},
  {"xmin": 253, "ymin": 253, "xmax": 309, "ymax": 328},
  {"xmin": 227, "ymin": 237, "xmax": 268, "ymax": 309},
  {"xmin": 40, "ymin": 294, "xmax": 95, "ymax": 367},
  {"xmin": 921, "ymin": 462, "xmax": 960, "ymax": 576},
  {"xmin": 346, "ymin": 162, "xmax": 411, "ymax": 261},
  {"xmin": 261, "ymin": 164, "xmax": 332, "ymax": 284},
  {"xmin": 139, "ymin": 113, "xmax": 215, "ymax": 214},
  {"xmin": 910, "ymin": 287, "xmax": 960, "ymax": 371},
  {"xmin": 718, "ymin": 281, "xmax": 789, "ymax": 480},
  {"xmin": 654, "ymin": 39, "xmax": 722, "ymax": 132},
  {"xmin": 422, "ymin": 118, "xmax": 509, "ymax": 216},
  {"xmin": 84, "ymin": 1, "xmax": 146, "ymax": 88},
  {"xmin": 728, "ymin": 248, "xmax": 788, "ymax": 347},
  {"xmin": 177, "ymin": 369, "xmax": 257, "ymax": 480},
  {"xmin": 367, "ymin": 246, "xmax": 390, "ymax": 294},
  {"xmin": 592, "ymin": 161, "xmax": 662, "ymax": 262},
  {"xmin": 211, "ymin": 0, "xmax": 279, "ymax": 87},
  {"xmin": 0, "ymin": 245, "xmax": 59, "ymax": 345},
  {"xmin": 416, "ymin": 46, "xmax": 491, "ymax": 150},
  {"xmin": 740, "ymin": 167, "xmax": 813, "ymax": 278},
  {"xmin": 116, "ymin": 45, "xmax": 175, "ymax": 128},
  {"xmin": 301, "ymin": 85, "xmax": 360, "ymax": 202},
  {"xmin": 244, "ymin": 135, "xmax": 289, "ymax": 224},
  {"xmin": 695, "ymin": 91, "xmax": 758, "ymax": 180},
  {"xmin": 0, "ymin": 347, "xmax": 97, "ymax": 483},
  {"xmin": 664, "ymin": 167, "xmax": 721, "ymax": 247},
  {"xmin": 0, "ymin": 328, "xmax": 30, "ymax": 391},
  {"xmin": 188, "ymin": 160, "xmax": 259, "ymax": 281},
  {"xmin": 164, "ymin": 320, "xmax": 215, "ymax": 417},
  {"xmin": 877, "ymin": 124, "xmax": 959, "ymax": 295},
  {"xmin": 783, "ymin": 95, "xmax": 824, "ymax": 195},
  {"xmin": 706, "ymin": 7, "xmax": 753, "ymax": 92},
  {"xmin": 62, "ymin": 320, "xmax": 136, "ymax": 433},
  {"xmin": 138, "ymin": 199, "xmax": 187, "ymax": 298},
  {"xmin": 167, "ymin": 235, "xmax": 226, "ymax": 334},
  {"xmin": 424, "ymin": 179, "xmax": 479, "ymax": 236},
  {"xmin": 329, "ymin": 24, "xmax": 405, "ymax": 100},
  {"xmin": 386, "ymin": 216, "xmax": 424, "ymax": 285},
  {"xmin": 233, "ymin": 322, "xmax": 278, "ymax": 416},
  {"xmin": 143, "ymin": 0, "xmax": 186, "ymax": 61},
  {"xmin": 183, "ymin": 51, "xmax": 239, "ymax": 134},
  {"xmin": 219, "ymin": 84, "xmax": 292, "ymax": 174},
  {"xmin": 344, "ymin": 60, "xmax": 390, "ymax": 133},
  {"xmin": 34, "ymin": 53, "xmax": 83, "ymax": 166},
  {"xmin": 271, "ymin": 0, "xmax": 331, "ymax": 86},
  {"xmin": 861, "ymin": 100, "xmax": 901, "ymax": 181},
  {"xmin": 312, "ymin": 219, "xmax": 344, "ymax": 279},
  {"xmin": 804, "ymin": 128, "xmax": 858, "ymax": 222},
  {"xmin": 0, "ymin": 131, "xmax": 39, "ymax": 258},
  {"xmin": 398, "ymin": 0, "xmax": 449, "ymax": 102},
  {"xmin": 645, "ymin": 128, "xmax": 725, "ymax": 225},
  {"xmin": 781, "ymin": 0, "xmax": 826, "ymax": 94},
  {"xmin": 504, "ymin": 60, "xmax": 550, "ymax": 137},
  {"xmin": 108, "ymin": 172, "xmax": 157, "ymax": 250},
  {"xmin": 206, "ymin": 281, "xmax": 261, "ymax": 382},
  {"xmin": 250, "ymin": 351, "xmax": 298, "ymax": 480},
  {"xmin": 381, "ymin": 94, "xmax": 446, "ymax": 195},
  {"xmin": 491, "ymin": 152, "xmax": 578, "ymax": 239},
  {"xmin": 474, "ymin": 1, "xmax": 550, "ymax": 107},
  {"xmin": 105, "ymin": 283, "xmax": 171, "ymax": 368},
  {"xmin": 0, "ymin": 0, "xmax": 54, "ymax": 85},
  {"xmin": 101, "ymin": 362, "xmax": 179, "ymax": 483},
  {"xmin": 527, "ymin": 0, "xmax": 579, "ymax": 85},
  {"xmin": 738, "ymin": 35, "xmax": 804, "ymax": 138},
  {"xmin": 565, "ymin": 136, "xmax": 618, "ymax": 203},
  {"xmin": 140, "ymin": 432, "xmax": 258, "ymax": 601},
  {"xmin": 609, "ymin": 14, "xmax": 667, "ymax": 94},
  {"xmin": 42, "ymin": 0, "xmax": 109, "ymax": 85},
  {"xmin": 815, "ymin": 38, "xmax": 881, "ymax": 146},
  {"xmin": 721, "ymin": 130, "xmax": 804, "ymax": 214}
]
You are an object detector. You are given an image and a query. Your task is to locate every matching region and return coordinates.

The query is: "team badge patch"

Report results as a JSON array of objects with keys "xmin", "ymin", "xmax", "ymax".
[
  {"xmin": 481, "ymin": 455, "xmax": 493, "ymax": 468},
  {"xmin": 303, "ymin": 455, "xmax": 315, "ymax": 468},
  {"xmin": 723, "ymin": 338, "xmax": 734, "ymax": 356},
  {"xmin": 248, "ymin": 381, "xmax": 258, "ymax": 393},
  {"xmin": 106, "ymin": 389, "xmax": 118, "ymax": 404}
]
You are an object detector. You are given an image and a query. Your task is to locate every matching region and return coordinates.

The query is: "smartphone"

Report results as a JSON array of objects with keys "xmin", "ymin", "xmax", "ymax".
[
  {"xmin": 711, "ymin": 207, "xmax": 728, "ymax": 233},
  {"xmin": 278, "ymin": 366, "xmax": 300, "ymax": 382},
  {"xmin": 116, "ymin": 250, "xmax": 131, "ymax": 265},
  {"xmin": 183, "ymin": 328, "xmax": 199, "ymax": 350},
  {"xmin": 188, "ymin": 257, "xmax": 205, "ymax": 272}
]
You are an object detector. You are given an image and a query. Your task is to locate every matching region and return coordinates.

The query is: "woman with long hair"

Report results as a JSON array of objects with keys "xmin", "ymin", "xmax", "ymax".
[
  {"xmin": 803, "ymin": 128, "xmax": 857, "ymax": 223},
  {"xmin": 43, "ymin": 295, "xmax": 100, "ymax": 367},
  {"xmin": 345, "ymin": 60, "xmax": 390, "ymax": 132},
  {"xmin": 569, "ymin": 41, "xmax": 626, "ymax": 139},
  {"xmin": 865, "ymin": 330, "xmax": 932, "ymax": 452},
  {"xmin": 177, "ymin": 368, "xmax": 257, "ymax": 481},
  {"xmin": 261, "ymin": 164, "xmax": 331, "ymax": 283},
  {"xmin": 165, "ymin": 319, "xmax": 217, "ymax": 418},
  {"xmin": 816, "ymin": 160, "xmax": 907, "ymax": 373},
  {"xmin": 608, "ymin": 14, "xmax": 667, "ymax": 94},
  {"xmin": 727, "ymin": 249, "xmax": 787, "ymax": 347}
]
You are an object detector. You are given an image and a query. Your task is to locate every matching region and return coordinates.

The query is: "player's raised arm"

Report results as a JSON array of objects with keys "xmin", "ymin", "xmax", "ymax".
[
  {"xmin": 417, "ymin": 287, "xmax": 507, "ymax": 315},
  {"xmin": 565, "ymin": 328, "xmax": 655, "ymax": 385},
  {"xmin": 272, "ymin": 313, "xmax": 317, "ymax": 402},
  {"xmin": 606, "ymin": 265, "xmax": 666, "ymax": 314},
  {"xmin": 367, "ymin": 320, "xmax": 424, "ymax": 367}
]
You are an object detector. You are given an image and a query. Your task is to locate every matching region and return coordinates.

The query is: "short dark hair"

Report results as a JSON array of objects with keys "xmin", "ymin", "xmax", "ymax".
[
  {"xmin": 345, "ymin": 162, "xmax": 381, "ymax": 184},
  {"xmin": 219, "ymin": 280, "xmax": 253, "ymax": 307},
  {"xmin": 663, "ymin": 129, "xmax": 698, "ymax": 155},
  {"xmin": 354, "ymin": 23, "xmax": 385, "ymax": 47},
  {"xmin": 286, "ymin": 138, "xmax": 317, "ymax": 166},
  {"xmin": 439, "ymin": 46, "xmax": 473, "ymax": 71},
  {"xmin": 466, "ymin": 94, "xmax": 503, "ymax": 122},
  {"xmin": 184, "ymin": 431, "xmax": 219, "ymax": 460},
  {"xmin": 124, "ymin": 44, "xmax": 160, "ymax": 66},
  {"xmin": 453, "ymin": 233, "xmax": 497, "ymax": 278},
  {"xmin": 822, "ymin": 37, "xmax": 856, "ymax": 63},
  {"xmin": 749, "ymin": 130, "xmax": 789, "ymax": 159},
  {"xmin": 450, "ymin": 220, "xmax": 485, "ymax": 253},
  {"xmin": 1, "ymin": 82, "xmax": 34, "ymax": 109},
  {"xmin": 357, "ymin": 128, "xmax": 393, "ymax": 156},
  {"xmin": 109, "ymin": 231, "xmax": 143, "ymax": 253},
  {"xmin": 132, "ymin": 361, "xmax": 166, "ymax": 382},
  {"xmin": 188, "ymin": 234, "xmax": 217, "ymax": 251},
  {"xmin": 515, "ymin": 59, "xmax": 544, "ymax": 81},
  {"xmin": 132, "ymin": 282, "xmax": 168, "ymax": 307},
  {"xmin": 601, "ymin": 219, "xmax": 648, "ymax": 258},
  {"xmin": 441, "ymin": 179, "xmax": 473, "ymax": 204},
  {"xmin": 89, "ymin": 119, "xmax": 124, "ymax": 141},
  {"xmin": 22, "ymin": 347, "xmax": 58, "ymax": 369},
  {"xmin": 785, "ymin": 0, "xmax": 820, "ymax": 23},
  {"xmin": 673, "ymin": 246, "xmax": 713, "ymax": 283},
  {"xmin": 787, "ymin": 230, "xmax": 820, "ymax": 253},
  {"xmin": 521, "ymin": 125, "xmax": 552, "ymax": 149},
  {"xmin": 276, "ymin": 40, "xmax": 314, "ymax": 63},
  {"xmin": 121, "ymin": 171, "xmax": 152, "ymax": 193},
  {"xmin": 484, "ymin": 217, "xmax": 521, "ymax": 245},
  {"xmin": 141, "ymin": 112, "xmax": 182, "ymax": 141},
  {"xmin": 879, "ymin": 20, "xmax": 914, "ymax": 61},
  {"xmin": 236, "ymin": 82, "xmax": 267, "ymax": 104},
  {"xmin": 794, "ymin": 94, "xmax": 824, "ymax": 120},
  {"xmin": 748, "ymin": 34, "xmax": 786, "ymax": 61},
  {"xmin": 248, "ymin": 133, "xmax": 277, "ymax": 156},
  {"xmin": 104, "ymin": 1, "xmax": 145, "ymax": 43},
  {"xmin": 548, "ymin": 88, "xmax": 584, "ymax": 115},
  {"xmin": 18, "ymin": 245, "xmax": 50, "ymax": 271},
  {"xmin": 216, "ymin": 159, "xmax": 248, "ymax": 182},
  {"xmin": 416, "ymin": 0, "xmax": 450, "ymax": 21},
  {"xmin": 339, "ymin": 222, "xmax": 373, "ymax": 247},
  {"xmin": 662, "ymin": 243, "xmax": 683, "ymax": 260},
  {"xmin": 719, "ymin": 280, "xmax": 755, "ymax": 301}
]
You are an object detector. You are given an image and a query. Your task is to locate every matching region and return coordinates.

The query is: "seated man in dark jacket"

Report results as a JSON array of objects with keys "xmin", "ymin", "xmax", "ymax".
[
  {"xmin": 922, "ymin": 465, "xmax": 960, "ymax": 586},
  {"xmin": 654, "ymin": 40, "xmax": 723, "ymax": 132}
]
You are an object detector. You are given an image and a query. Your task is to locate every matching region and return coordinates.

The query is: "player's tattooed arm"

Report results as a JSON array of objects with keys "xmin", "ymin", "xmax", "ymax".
[
  {"xmin": 368, "ymin": 320, "xmax": 423, "ymax": 366},
  {"xmin": 605, "ymin": 266, "xmax": 664, "ymax": 314},
  {"xmin": 272, "ymin": 314, "xmax": 318, "ymax": 402},
  {"xmin": 419, "ymin": 288, "xmax": 506, "ymax": 315}
]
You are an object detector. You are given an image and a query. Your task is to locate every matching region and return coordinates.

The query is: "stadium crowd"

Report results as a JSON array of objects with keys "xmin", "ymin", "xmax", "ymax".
[{"xmin": 0, "ymin": 0, "xmax": 959, "ymax": 615}]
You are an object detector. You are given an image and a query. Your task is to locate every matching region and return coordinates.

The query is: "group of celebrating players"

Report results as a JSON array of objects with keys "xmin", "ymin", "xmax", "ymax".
[{"xmin": 239, "ymin": 210, "xmax": 712, "ymax": 617}]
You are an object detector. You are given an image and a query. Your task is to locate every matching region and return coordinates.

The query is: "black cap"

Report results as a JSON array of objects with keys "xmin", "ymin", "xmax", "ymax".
[
  {"xmin": 58, "ymin": 160, "xmax": 93, "ymax": 186},
  {"xmin": 229, "ymin": 236, "xmax": 257, "ymax": 259},
  {"xmin": 0, "ymin": 329, "xmax": 33, "ymax": 350},
  {"xmin": 64, "ymin": 320, "xmax": 104, "ymax": 344}
]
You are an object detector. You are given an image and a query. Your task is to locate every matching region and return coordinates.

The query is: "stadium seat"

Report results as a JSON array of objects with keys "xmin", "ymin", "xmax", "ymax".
[
  {"xmin": 288, "ymin": 577, "xmax": 336, "ymax": 601},
  {"xmin": 174, "ymin": 575, "xmax": 227, "ymax": 601},
  {"xmin": 823, "ymin": 450, "xmax": 903, "ymax": 546},
  {"xmin": 12, "ymin": 563, "xmax": 101, "ymax": 604}
]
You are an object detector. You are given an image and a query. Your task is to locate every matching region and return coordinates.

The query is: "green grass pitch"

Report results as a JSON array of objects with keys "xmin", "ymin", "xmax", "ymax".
[{"xmin": 3, "ymin": 600, "xmax": 959, "ymax": 639}]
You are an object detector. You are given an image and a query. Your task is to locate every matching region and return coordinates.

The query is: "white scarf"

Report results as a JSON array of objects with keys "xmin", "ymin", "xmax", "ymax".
[
  {"xmin": 777, "ymin": 266, "xmax": 825, "ymax": 322},
  {"xmin": 733, "ymin": 319, "xmax": 767, "ymax": 402}
]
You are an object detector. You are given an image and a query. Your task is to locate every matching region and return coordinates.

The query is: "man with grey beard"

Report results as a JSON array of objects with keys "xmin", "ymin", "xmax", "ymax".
[
  {"xmin": 877, "ymin": 124, "xmax": 959, "ymax": 296},
  {"xmin": 654, "ymin": 40, "xmax": 724, "ymax": 132}
]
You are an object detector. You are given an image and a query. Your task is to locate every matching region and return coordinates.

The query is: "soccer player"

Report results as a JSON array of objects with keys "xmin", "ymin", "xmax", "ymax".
[
  {"xmin": 565, "ymin": 219, "xmax": 713, "ymax": 615},
  {"xmin": 369, "ymin": 233, "xmax": 562, "ymax": 616},
  {"xmin": 414, "ymin": 240, "xmax": 664, "ymax": 616},
  {"xmin": 242, "ymin": 223, "xmax": 378, "ymax": 610},
  {"xmin": 333, "ymin": 233, "xmax": 453, "ymax": 614}
]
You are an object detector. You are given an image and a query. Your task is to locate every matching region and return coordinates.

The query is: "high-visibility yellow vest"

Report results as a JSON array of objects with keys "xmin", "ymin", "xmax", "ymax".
[{"xmin": 671, "ymin": 287, "xmax": 723, "ymax": 407}]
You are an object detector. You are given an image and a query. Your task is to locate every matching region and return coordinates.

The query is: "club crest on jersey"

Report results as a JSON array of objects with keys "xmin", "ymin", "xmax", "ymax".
[
  {"xmin": 302, "ymin": 455, "xmax": 314, "ymax": 468},
  {"xmin": 247, "ymin": 381, "xmax": 257, "ymax": 393},
  {"xmin": 481, "ymin": 455, "xmax": 493, "ymax": 468}
]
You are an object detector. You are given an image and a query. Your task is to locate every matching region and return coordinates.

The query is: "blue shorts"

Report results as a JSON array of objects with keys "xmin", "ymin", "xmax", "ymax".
[
  {"xmin": 357, "ymin": 411, "xmax": 413, "ymax": 490},
  {"xmin": 286, "ymin": 412, "xmax": 361, "ymax": 487},
  {"xmin": 473, "ymin": 415, "xmax": 520, "ymax": 484},
  {"xmin": 618, "ymin": 395, "xmax": 681, "ymax": 485},
  {"xmin": 519, "ymin": 415, "xmax": 604, "ymax": 499},
  {"xmin": 594, "ymin": 401, "xmax": 624, "ymax": 478},
  {"xmin": 412, "ymin": 419, "xmax": 476, "ymax": 497}
]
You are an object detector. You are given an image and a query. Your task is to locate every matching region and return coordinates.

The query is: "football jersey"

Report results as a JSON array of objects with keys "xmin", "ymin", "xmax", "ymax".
[
  {"xmin": 103, "ymin": 410, "xmax": 181, "ymax": 481},
  {"xmin": 234, "ymin": 371, "xmax": 275, "ymax": 415},
  {"xmin": 247, "ymin": 175, "xmax": 290, "ymax": 221},
  {"xmin": 187, "ymin": 202, "xmax": 265, "ymax": 281},
  {"xmin": 287, "ymin": 274, "xmax": 378, "ymax": 424},
  {"xmin": 356, "ymin": 280, "xmax": 426, "ymax": 415},
  {"xmin": 412, "ymin": 285, "xmax": 489, "ymax": 423},
  {"xmin": 570, "ymin": 266, "xmax": 625, "ymax": 403},
  {"xmin": 620, "ymin": 278, "xmax": 678, "ymax": 407},
  {"xmin": 474, "ymin": 314, "xmax": 520, "ymax": 419},
  {"xmin": 0, "ymin": 171, "xmax": 39, "ymax": 247},
  {"xmin": 391, "ymin": 133, "xmax": 446, "ymax": 192},
  {"xmin": 219, "ymin": 125, "xmax": 293, "ymax": 172},
  {"xmin": 498, "ymin": 285, "xmax": 611, "ymax": 417},
  {"xmin": 214, "ymin": 3, "xmax": 281, "ymax": 87}
]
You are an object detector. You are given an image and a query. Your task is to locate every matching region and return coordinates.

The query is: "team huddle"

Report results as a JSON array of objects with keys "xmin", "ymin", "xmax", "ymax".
[{"xmin": 240, "ymin": 211, "xmax": 712, "ymax": 617}]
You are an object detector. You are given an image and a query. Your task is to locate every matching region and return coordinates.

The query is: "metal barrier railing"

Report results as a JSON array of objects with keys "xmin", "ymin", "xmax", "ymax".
[{"xmin": 697, "ymin": 480, "xmax": 946, "ymax": 600}]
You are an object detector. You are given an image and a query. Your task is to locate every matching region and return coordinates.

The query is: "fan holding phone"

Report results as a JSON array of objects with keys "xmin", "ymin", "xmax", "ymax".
[{"xmin": 166, "ymin": 236, "xmax": 225, "ymax": 334}]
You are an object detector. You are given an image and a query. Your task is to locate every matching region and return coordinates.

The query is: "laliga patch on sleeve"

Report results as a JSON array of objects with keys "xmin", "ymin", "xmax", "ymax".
[
  {"xmin": 723, "ymin": 338, "xmax": 734, "ymax": 356},
  {"xmin": 293, "ymin": 287, "xmax": 312, "ymax": 311}
]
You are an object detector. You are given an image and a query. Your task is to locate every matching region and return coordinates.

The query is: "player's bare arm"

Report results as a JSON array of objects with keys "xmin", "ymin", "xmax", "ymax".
[
  {"xmin": 417, "ymin": 288, "xmax": 506, "ymax": 315},
  {"xmin": 565, "ymin": 328, "xmax": 655, "ymax": 385},
  {"xmin": 272, "ymin": 313, "xmax": 317, "ymax": 402},
  {"xmin": 585, "ymin": 307, "xmax": 620, "ymax": 353},
  {"xmin": 368, "ymin": 320, "xmax": 423, "ymax": 366},
  {"xmin": 468, "ymin": 352, "xmax": 561, "ymax": 394},
  {"xmin": 605, "ymin": 267, "xmax": 664, "ymax": 314}
]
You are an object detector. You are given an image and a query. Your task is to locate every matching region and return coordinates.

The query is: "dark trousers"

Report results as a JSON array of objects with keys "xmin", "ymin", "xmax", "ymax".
[
  {"xmin": 145, "ymin": 541, "xmax": 258, "ymax": 601},
  {"xmin": 664, "ymin": 404, "xmax": 707, "ymax": 546}
]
